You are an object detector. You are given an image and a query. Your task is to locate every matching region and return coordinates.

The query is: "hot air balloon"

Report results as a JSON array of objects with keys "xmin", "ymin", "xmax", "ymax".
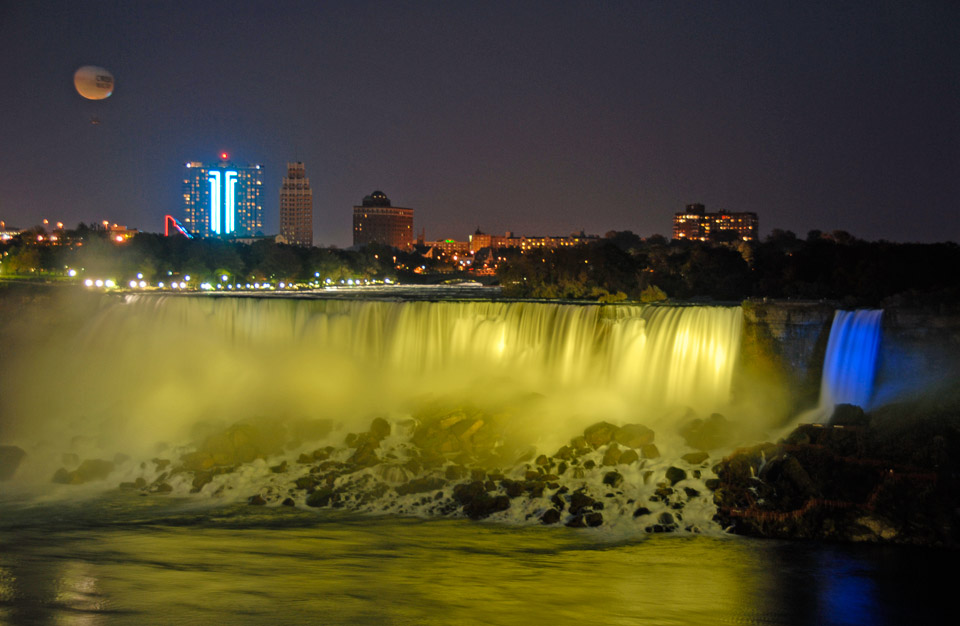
[{"xmin": 73, "ymin": 66, "xmax": 114, "ymax": 100}]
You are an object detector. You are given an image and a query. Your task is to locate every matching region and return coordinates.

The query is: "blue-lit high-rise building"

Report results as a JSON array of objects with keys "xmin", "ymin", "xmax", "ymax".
[{"xmin": 182, "ymin": 154, "xmax": 264, "ymax": 238}]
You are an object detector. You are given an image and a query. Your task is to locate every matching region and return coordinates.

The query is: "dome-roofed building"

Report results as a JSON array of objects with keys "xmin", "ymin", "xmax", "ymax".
[
  {"xmin": 353, "ymin": 190, "xmax": 413, "ymax": 249},
  {"xmin": 361, "ymin": 191, "xmax": 392, "ymax": 208}
]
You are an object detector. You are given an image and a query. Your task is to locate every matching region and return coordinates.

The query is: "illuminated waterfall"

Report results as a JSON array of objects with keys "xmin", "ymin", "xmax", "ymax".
[
  {"xmin": 819, "ymin": 309, "xmax": 883, "ymax": 411},
  {"xmin": 2, "ymin": 296, "xmax": 743, "ymax": 468}
]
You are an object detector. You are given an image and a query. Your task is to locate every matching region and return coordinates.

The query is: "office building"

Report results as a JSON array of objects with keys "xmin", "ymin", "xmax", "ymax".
[
  {"xmin": 182, "ymin": 154, "xmax": 263, "ymax": 238},
  {"xmin": 352, "ymin": 190, "xmax": 413, "ymax": 249},
  {"xmin": 279, "ymin": 162, "xmax": 313, "ymax": 247}
]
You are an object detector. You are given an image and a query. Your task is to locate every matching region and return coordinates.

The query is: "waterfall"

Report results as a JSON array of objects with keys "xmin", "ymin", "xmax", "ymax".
[
  {"xmin": 819, "ymin": 309, "xmax": 883, "ymax": 412},
  {"xmin": 1, "ymin": 296, "xmax": 743, "ymax": 469}
]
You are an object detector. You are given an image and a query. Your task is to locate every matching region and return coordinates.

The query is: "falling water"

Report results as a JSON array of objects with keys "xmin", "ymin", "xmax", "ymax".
[
  {"xmin": 1, "ymin": 295, "xmax": 743, "ymax": 475},
  {"xmin": 819, "ymin": 309, "xmax": 883, "ymax": 411}
]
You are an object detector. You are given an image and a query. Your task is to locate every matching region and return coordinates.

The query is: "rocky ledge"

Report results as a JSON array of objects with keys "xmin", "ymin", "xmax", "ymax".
[{"xmin": 712, "ymin": 404, "xmax": 960, "ymax": 547}]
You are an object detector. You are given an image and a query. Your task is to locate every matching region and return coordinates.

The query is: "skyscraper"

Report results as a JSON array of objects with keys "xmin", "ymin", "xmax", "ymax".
[
  {"xmin": 279, "ymin": 162, "xmax": 313, "ymax": 247},
  {"xmin": 182, "ymin": 154, "xmax": 263, "ymax": 238},
  {"xmin": 352, "ymin": 191, "xmax": 414, "ymax": 249}
]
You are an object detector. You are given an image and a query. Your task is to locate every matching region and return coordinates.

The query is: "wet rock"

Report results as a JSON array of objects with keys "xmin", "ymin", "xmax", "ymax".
[
  {"xmin": 585, "ymin": 512, "xmax": 603, "ymax": 527},
  {"xmin": 658, "ymin": 512, "xmax": 675, "ymax": 526},
  {"xmin": 704, "ymin": 478, "xmax": 720, "ymax": 491},
  {"xmin": 568, "ymin": 492, "xmax": 596, "ymax": 515},
  {"xmin": 297, "ymin": 453, "xmax": 312, "ymax": 464},
  {"xmin": 281, "ymin": 497, "xmax": 296, "ymax": 507},
  {"xmin": 463, "ymin": 494, "xmax": 510, "ymax": 520},
  {"xmin": 572, "ymin": 467, "xmax": 585, "ymax": 479},
  {"xmin": 584, "ymin": 421, "xmax": 620, "ymax": 448},
  {"xmin": 619, "ymin": 449, "xmax": 639, "ymax": 465},
  {"xmin": 270, "ymin": 461, "xmax": 288, "ymax": 474},
  {"xmin": 828, "ymin": 404, "xmax": 870, "ymax": 427},
  {"xmin": 535, "ymin": 454, "xmax": 550, "ymax": 467},
  {"xmin": 445, "ymin": 465, "xmax": 467, "ymax": 480},
  {"xmin": 683, "ymin": 487, "xmax": 701, "ymax": 498},
  {"xmin": 565, "ymin": 515, "xmax": 587, "ymax": 528},
  {"xmin": 602, "ymin": 471, "xmax": 623, "ymax": 488},
  {"xmin": 248, "ymin": 494, "xmax": 267, "ymax": 506},
  {"xmin": 665, "ymin": 466, "xmax": 687, "ymax": 486},
  {"xmin": 134, "ymin": 477, "xmax": 147, "ymax": 489},
  {"xmin": 153, "ymin": 482, "xmax": 173, "ymax": 494},
  {"xmin": 550, "ymin": 493, "xmax": 566, "ymax": 511},
  {"xmin": 181, "ymin": 423, "xmax": 282, "ymax": 470},
  {"xmin": 306, "ymin": 487, "xmax": 336, "ymax": 507},
  {"xmin": 570, "ymin": 436, "xmax": 591, "ymax": 454},
  {"xmin": 633, "ymin": 506, "xmax": 652, "ymax": 518},
  {"xmin": 501, "ymin": 479, "xmax": 525, "ymax": 498},
  {"xmin": 602, "ymin": 443, "xmax": 622, "ymax": 466},
  {"xmin": 369, "ymin": 417, "xmax": 392, "ymax": 441},
  {"xmin": 295, "ymin": 475, "xmax": 319, "ymax": 491},
  {"xmin": 682, "ymin": 451, "xmax": 709, "ymax": 465},
  {"xmin": 583, "ymin": 460, "xmax": 596, "ymax": 470},
  {"xmin": 0, "ymin": 445, "xmax": 26, "ymax": 481},
  {"xmin": 554, "ymin": 445, "xmax": 574, "ymax": 460},
  {"xmin": 679, "ymin": 413, "xmax": 734, "ymax": 451},
  {"xmin": 453, "ymin": 481, "xmax": 487, "ymax": 504},
  {"xmin": 557, "ymin": 461, "xmax": 568, "ymax": 475},
  {"xmin": 396, "ymin": 477, "xmax": 446, "ymax": 496},
  {"xmin": 52, "ymin": 458, "xmax": 115, "ymax": 485},
  {"xmin": 641, "ymin": 444, "xmax": 660, "ymax": 459},
  {"xmin": 540, "ymin": 509, "xmax": 561, "ymax": 525},
  {"xmin": 348, "ymin": 442, "xmax": 380, "ymax": 467},
  {"xmin": 615, "ymin": 424, "xmax": 655, "ymax": 448}
]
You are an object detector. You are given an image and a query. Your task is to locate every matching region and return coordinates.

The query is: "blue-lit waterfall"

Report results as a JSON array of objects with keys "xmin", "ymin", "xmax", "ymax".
[{"xmin": 818, "ymin": 309, "xmax": 883, "ymax": 411}]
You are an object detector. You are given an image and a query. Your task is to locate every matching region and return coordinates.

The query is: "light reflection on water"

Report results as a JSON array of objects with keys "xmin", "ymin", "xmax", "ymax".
[{"xmin": 0, "ymin": 494, "xmax": 949, "ymax": 625}]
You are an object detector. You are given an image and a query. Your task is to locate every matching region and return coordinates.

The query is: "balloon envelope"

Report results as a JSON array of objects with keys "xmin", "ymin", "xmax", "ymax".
[{"xmin": 74, "ymin": 66, "xmax": 114, "ymax": 100}]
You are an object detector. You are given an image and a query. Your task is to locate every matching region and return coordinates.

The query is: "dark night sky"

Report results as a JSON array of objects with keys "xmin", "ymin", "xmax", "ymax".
[{"xmin": 1, "ymin": 0, "xmax": 957, "ymax": 245}]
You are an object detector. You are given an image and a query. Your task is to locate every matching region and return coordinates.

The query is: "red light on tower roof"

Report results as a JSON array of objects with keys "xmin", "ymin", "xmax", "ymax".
[{"xmin": 220, "ymin": 152, "xmax": 229, "ymax": 160}]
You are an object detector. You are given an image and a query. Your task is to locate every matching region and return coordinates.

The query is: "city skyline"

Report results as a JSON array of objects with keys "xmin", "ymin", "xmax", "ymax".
[{"xmin": 0, "ymin": 1, "xmax": 957, "ymax": 246}]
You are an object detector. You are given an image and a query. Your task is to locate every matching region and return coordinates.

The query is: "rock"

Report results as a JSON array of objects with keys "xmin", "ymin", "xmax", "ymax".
[
  {"xmin": 828, "ymin": 404, "xmax": 869, "ymax": 427},
  {"xmin": 550, "ymin": 493, "xmax": 566, "ymax": 510},
  {"xmin": 641, "ymin": 444, "xmax": 660, "ymax": 459},
  {"xmin": 453, "ymin": 481, "xmax": 487, "ymax": 504},
  {"xmin": 297, "ymin": 453, "xmax": 312, "ymax": 464},
  {"xmin": 463, "ymin": 494, "xmax": 510, "ymax": 520},
  {"xmin": 295, "ymin": 475, "xmax": 319, "ymax": 490},
  {"xmin": 306, "ymin": 488, "xmax": 336, "ymax": 507},
  {"xmin": 583, "ymin": 460, "xmax": 596, "ymax": 470},
  {"xmin": 679, "ymin": 413, "xmax": 734, "ymax": 451},
  {"xmin": 665, "ymin": 467, "xmax": 687, "ymax": 486},
  {"xmin": 152, "ymin": 458, "xmax": 171, "ymax": 471},
  {"xmin": 535, "ymin": 454, "xmax": 550, "ymax": 467},
  {"xmin": 554, "ymin": 445, "xmax": 574, "ymax": 460},
  {"xmin": 445, "ymin": 465, "xmax": 467, "ymax": 480},
  {"xmin": 248, "ymin": 494, "xmax": 267, "ymax": 506},
  {"xmin": 568, "ymin": 492, "xmax": 596, "ymax": 515},
  {"xmin": 619, "ymin": 449, "xmax": 639, "ymax": 465},
  {"xmin": 565, "ymin": 515, "xmax": 587, "ymax": 528},
  {"xmin": 602, "ymin": 443, "xmax": 622, "ymax": 466},
  {"xmin": 704, "ymin": 478, "xmax": 720, "ymax": 491},
  {"xmin": 683, "ymin": 487, "xmax": 701, "ymax": 498},
  {"xmin": 852, "ymin": 514, "xmax": 898, "ymax": 541},
  {"xmin": 134, "ymin": 477, "xmax": 147, "ymax": 489},
  {"xmin": 501, "ymin": 479, "xmax": 524, "ymax": 498},
  {"xmin": 540, "ymin": 509, "xmax": 561, "ymax": 525},
  {"xmin": 557, "ymin": 461, "xmax": 568, "ymax": 475},
  {"xmin": 0, "ymin": 445, "xmax": 27, "ymax": 481},
  {"xmin": 52, "ymin": 458, "xmax": 115, "ymax": 485},
  {"xmin": 602, "ymin": 471, "xmax": 623, "ymax": 488},
  {"xmin": 585, "ymin": 512, "xmax": 603, "ymax": 527},
  {"xmin": 633, "ymin": 506, "xmax": 652, "ymax": 518},
  {"xmin": 281, "ymin": 497, "xmax": 296, "ymax": 507},
  {"xmin": 682, "ymin": 451, "xmax": 709, "ymax": 465},
  {"xmin": 369, "ymin": 417, "xmax": 392, "ymax": 441},
  {"xmin": 270, "ymin": 461, "xmax": 288, "ymax": 474},
  {"xmin": 615, "ymin": 424, "xmax": 655, "ymax": 448},
  {"xmin": 584, "ymin": 421, "xmax": 620, "ymax": 448},
  {"xmin": 396, "ymin": 477, "xmax": 446, "ymax": 496},
  {"xmin": 348, "ymin": 442, "xmax": 380, "ymax": 467},
  {"xmin": 658, "ymin": 512, "xmax": 675, "ymax": 526},
  {"xmin": 570, "ymin": 436, "xmax": 591, "ymax": 454}
]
